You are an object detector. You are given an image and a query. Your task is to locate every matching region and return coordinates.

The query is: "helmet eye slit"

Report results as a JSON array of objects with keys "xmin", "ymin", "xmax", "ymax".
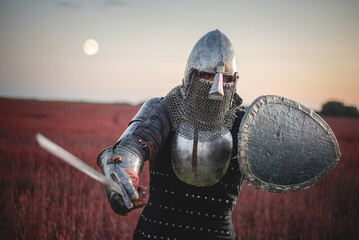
[
  {"xmin": 198, "ymin": 72, "xmax": 215, "ymax": 81},
  {"xmin": 197, "ymin": 71, "xmax": 233, "ymax": 83},
  {"xmin": 223, "ymin": 75, "xmax": 233, "ymax": 83}
]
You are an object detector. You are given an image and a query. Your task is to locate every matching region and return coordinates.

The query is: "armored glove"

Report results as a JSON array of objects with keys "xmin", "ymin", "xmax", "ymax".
[{"xmin": 97, "ymin": 147, "xmax": 147, "ymax": 215}]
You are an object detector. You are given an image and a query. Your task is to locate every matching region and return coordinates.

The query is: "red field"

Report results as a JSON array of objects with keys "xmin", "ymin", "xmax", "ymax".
[{"xmin": 0, "ymin": 98, "xmax": 358, "ymax": 239}]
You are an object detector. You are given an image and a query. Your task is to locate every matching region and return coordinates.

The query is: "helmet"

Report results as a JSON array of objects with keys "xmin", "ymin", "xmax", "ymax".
[{"xmin": 182, "ymin": 29, "xmax": 239, "ymax": 100}]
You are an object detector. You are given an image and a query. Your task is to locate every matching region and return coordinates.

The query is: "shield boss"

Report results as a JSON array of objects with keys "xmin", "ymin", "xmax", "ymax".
[{"xmin": 238, "ymin": 95, "xmax": 340, "ymax": 192}]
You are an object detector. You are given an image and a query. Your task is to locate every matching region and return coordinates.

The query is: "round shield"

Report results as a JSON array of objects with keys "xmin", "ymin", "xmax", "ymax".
[{"xmin": 238, "ymin": 95, "xmax": 341, "ymax": 193}]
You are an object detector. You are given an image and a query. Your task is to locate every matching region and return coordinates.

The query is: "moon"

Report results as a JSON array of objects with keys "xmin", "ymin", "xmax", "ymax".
[{"xmin": 83, "ymin": 39, "xmax": 99, "ymax": 55}]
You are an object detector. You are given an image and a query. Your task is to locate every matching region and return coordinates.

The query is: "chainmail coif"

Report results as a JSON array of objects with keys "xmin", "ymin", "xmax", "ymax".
[{"xmin": 164, "ymin": 78, "xmax": 242, "ymax": 142}]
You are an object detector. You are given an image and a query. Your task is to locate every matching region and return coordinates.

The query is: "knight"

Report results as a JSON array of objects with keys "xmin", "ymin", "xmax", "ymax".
[
  {"xmin": 97, "ymin": 29, "xmax": 340, "ymax": 239},
  {"xmin": 98, "ymin": 29, "xmax": 244, "ymax": 239}
]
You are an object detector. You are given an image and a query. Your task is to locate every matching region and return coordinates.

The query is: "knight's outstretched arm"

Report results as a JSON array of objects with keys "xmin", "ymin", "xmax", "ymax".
[{"xmin": 97, "ymin": 98, "xmax": 170, "ymax": 215}]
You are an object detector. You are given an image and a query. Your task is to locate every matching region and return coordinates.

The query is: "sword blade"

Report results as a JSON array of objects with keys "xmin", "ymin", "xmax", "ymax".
[{"xmin": 35, "ymin": 133, "xmax": 125, "ymax": 197}]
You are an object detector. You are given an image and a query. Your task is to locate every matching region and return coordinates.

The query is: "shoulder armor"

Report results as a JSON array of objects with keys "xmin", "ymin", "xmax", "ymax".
[
  {"xmin": 131, "ymin": 98, "xmax": 162, "ymax": 122},
  {"xmin": 116, "ymin": 97, "xmax": 163, "ymax": 145}
]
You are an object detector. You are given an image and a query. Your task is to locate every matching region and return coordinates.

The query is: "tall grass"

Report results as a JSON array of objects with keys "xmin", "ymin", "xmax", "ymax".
[{"xmin": 0, "ymin": 98, "xmax": 358, "ymax": 239}]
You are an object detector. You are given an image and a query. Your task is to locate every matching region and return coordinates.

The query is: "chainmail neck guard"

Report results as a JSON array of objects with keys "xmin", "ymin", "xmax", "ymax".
[{"xmin": 164, "ymin": 78, "xmax": 242, "ymax": 142}]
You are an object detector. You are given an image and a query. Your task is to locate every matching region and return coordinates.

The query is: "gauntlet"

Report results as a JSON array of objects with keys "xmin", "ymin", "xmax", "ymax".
[{"xmin": 97, "ymin": 146, "xmax": 147, "ymax": 215}]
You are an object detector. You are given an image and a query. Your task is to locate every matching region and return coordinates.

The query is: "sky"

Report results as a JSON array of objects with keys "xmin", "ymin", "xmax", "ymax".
[{"xmin": 0, "ymin": 0, "xmax": 358, "ymax": 110}]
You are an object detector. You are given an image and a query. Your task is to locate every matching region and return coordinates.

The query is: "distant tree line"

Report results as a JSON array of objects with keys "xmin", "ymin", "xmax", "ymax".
[{"xmin": 320, "ymin": 101, "xmax": 358, "ymax": 117}]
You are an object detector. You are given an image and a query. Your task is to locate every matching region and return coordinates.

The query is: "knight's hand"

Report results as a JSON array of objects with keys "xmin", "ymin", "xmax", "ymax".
[{"xmin": 106, "ymin": 156, "xmax": 147, "ymax": 215}]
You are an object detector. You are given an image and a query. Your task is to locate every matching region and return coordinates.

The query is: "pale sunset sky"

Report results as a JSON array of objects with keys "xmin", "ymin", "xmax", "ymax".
[{"xmin": 0, "ymin": 0, "xmax": 358, "ymax": 110}]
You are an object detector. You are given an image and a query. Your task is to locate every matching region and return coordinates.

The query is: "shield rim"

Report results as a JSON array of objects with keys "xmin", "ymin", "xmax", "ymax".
[{"xmin": 238, "ymin": 95, "xmax": 341, "ymax": 193}]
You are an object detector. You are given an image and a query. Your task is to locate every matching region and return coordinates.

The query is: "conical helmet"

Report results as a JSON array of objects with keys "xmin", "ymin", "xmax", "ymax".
[{"xmin": 182, "ymin": 29, "xmax": 239, "ymax": 100}]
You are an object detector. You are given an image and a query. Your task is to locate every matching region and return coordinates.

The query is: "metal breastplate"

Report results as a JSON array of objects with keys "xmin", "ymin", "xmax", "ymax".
[{"xmin": 171, "ymin": 129, "xmax": 233, "ymax": 187}]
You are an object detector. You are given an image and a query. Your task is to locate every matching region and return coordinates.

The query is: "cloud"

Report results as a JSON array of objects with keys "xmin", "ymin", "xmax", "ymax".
[
  {"xmin": 105, "ymin": 0, "xmax": 127, "ymax": 6},
  {"xmin": 55, "ymin": 0, "xmax": 128, "ymax": 9},
  {"xmin": 57, "ymin": 1, "xmax": 81, "ymax": 9}
]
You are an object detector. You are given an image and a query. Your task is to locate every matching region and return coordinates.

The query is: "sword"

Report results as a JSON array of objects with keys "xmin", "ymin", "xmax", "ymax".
[{"xmin": 35, "ymin": 133, "xmax": 133, "ymax": 209}]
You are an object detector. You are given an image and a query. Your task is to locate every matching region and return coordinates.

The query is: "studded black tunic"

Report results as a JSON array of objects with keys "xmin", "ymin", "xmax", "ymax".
[{"xmin": 116, "ymin": 98, "xmax": 244, "ymax": 240}]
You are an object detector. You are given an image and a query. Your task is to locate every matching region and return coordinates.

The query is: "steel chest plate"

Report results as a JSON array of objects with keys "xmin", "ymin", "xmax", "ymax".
[
  {"xmin": 172, "ymin": 130, "xmax": 233, "ymax": 187},
  {"xmin": 238, "ymin": 95, "xmax": 341, "ymax": 193}
]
